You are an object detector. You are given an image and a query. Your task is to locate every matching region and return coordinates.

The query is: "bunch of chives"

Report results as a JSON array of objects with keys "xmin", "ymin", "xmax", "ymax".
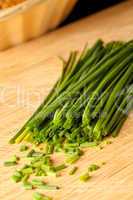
[{"xmin": 10, "ymin": 39, "xmax": 133, "ymax": 150}]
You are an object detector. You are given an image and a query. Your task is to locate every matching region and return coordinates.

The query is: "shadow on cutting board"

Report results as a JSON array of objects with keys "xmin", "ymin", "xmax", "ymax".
[{"xmin": 62, "ymin": 0, "xmax": 126, "ymax": 25}]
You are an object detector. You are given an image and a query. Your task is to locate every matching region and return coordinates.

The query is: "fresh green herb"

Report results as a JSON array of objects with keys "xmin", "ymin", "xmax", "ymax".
[
  {"xmin": 10, "ymin": 40, "xmax": 133, "ymax": 147},
  {"xmin": 64, "ymin": 143, "xmax": 79, "ymax": 148},
  {"xmin": 20, "ymin": 144, "xmax": 29, "ymax": 151},
  {"xmin": 80, "ymin": 172, "xmax": 91, "ymax": 182},
  {"xmin": 69, "ymin": 166, "xmax": 78, "ymax": 175},
  {"xmin": 105, "ymin": 140, "xmax": 112, "ymax": 145},
  {"xmin": 80, "ymin": 142, "xmax": 99, "ymax": 148},
  {"xmin": 42, "ymin": 167, "xmax": 56, "ymax": 177},
  {"xmin": 54, "ymin": 144, "xmax": 63, "ymax": 152},
  {"xmin": 35, "ymin": 170, "xmax": 46, "ymax": 177},
  {"xmin": 23, "ymin": 181, "xmax": 33, "ymax": 190},
  {"xmin": 4, "ymin": 155, "xmax": 19, "ymax": 166},
  {"xmin": 65, "ymin": 147, "xmax": 83, "ymax": 156},
  {"xmin": 7, "ymin": 40, "xmax": 133, "ymax": 199},
  {"xmin": 89, "ymin": 164, "xmax": 100, "ymax": 172},
  {"xmin": 45, "ymin": 144, "xmax": 54, "ymax": 154},
  {"xmin": 27, "ymin": 149, "xmax": 36, "ymax": 157},
  {"xmin": 22, "ymin": 174, "xmax": 29, "ymax": 182},
  {"xmin": 31, "ymin": 179, "xmax": 45, "ymax": 187},
  {"xmin": 11, "ymin": 155, "xmax": 20, "ymax": 162},
  {"xmin": 33, "ymin": 192, "xmax": 46, "ymax": 200},
  {"xmin": 27, "ymin": 149, "xmax": 44, "ymax": 158},
  {"xmin": 38, "ymin": 184, "xmax": 60, "ymax": 190},
  {"xmin": 31, "ymin": 179, "xmax": 59, "ymax": 190},
  {"xmin": 43, "ymin": 197, "xmax": 53, "ymax": 200},
  {"xmin": 66, "ymin": 154, "xmax": 81, "ymax": 164},
  {"xmin": 11, "ymin": 171, "xmax": 23, "ymax": 183},
  {"xmin": 4, "ymin": 161, "xmax": 17, "ymax": 167},
  {"xmin": 22, "ymin": 167, "xmax": 33, "ymax": 175},
  {"xmin": 54, "ymin": 164, "xmax": 67, "ymax": 172},
  {"xmin": 33, "ymin": 192, "xmax": 53, "ymax": 200}
]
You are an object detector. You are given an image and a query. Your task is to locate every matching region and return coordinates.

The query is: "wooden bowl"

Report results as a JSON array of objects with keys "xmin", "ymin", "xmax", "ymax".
[{"xmin": 0, "ymin": 0, "xmax": 77, "ymax": 50}]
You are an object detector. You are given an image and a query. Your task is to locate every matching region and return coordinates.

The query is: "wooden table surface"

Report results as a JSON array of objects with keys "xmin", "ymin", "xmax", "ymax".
[{"xmin": 0, "ymin": 1, "xmax": 133, "ymax": 199}]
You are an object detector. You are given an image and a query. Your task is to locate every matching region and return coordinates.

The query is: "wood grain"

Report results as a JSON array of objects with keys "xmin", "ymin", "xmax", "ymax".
[{"xmin": 0, "ymin": 1, "xmax": 133, "ymax": 199}]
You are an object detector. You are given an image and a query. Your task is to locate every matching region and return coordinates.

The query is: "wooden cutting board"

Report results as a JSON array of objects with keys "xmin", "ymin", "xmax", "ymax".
[{"xmin": 0, "ymin": 1, "xmax": 133, "ymax": 200}]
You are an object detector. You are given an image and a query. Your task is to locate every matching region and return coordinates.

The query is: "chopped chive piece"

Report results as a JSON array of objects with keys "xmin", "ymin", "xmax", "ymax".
[
  {"xmin": 11, "ymin": 155, "xmax": 20, "ymax": 162},
  {"xmin": 22, "ymin": 167, "xmax": 33, "ymax": 175},
  {"xmin": 54, "ymin": 144, "xmax": 63, "ymax": 152},
  {"xmin": 27, "ymin": 149, "xmax": 35, "ymax": 157},
  {"xmin": 54, "ymin": 164, "xmax": 67, "ymax": 172},
  {"xmin": 43, "ymin": 197, "xmax": 53, "ymax": 200},
  {"xmin": 89, "ymin": 164, "xmax": 100, "ymax": 172},
  {"xmin": 33, "ymin": 192, "xmax": 44, "ymax": 200},
  {"xmin": 64, "ymin": 148, "xmax": 78, "ymax": 155},
  {"xmin": 12, "ymin": 175, "xmax": 22, "ymax": 183},
  {"xmin": 22, "ymin": 174, "xmax": 29, "ymax": 182},
  {"xmin": 27, "ymin": 149, "xmax": 44, "ymax": 158},
  {"xmin": 80, "ymin": 142, "xmax": 99, "ymax": 148},
  {"xmin": 33, "ymin": 192, "xmax": 53, "ymax": 200},
  {"xmin": 31, "ymin": 179, "xmax": 59, "ymax": 190},
  {"xmin": 12, "ymin": 171, "xmax": 23, "ymax": 183},
  {"xmin": 64, "ymin": 143, "xmax": 79, "ymax": 148},
  {"xmin": 66, "ymin": 154, "xmax": 81, "ymax": 164},
  {"xmin": 20, "ymin": 144, "xmax": 29, "ymax": 152},
  {"xmin": 43, "ymin": 156, "xmax": 53, "ymax": 166},
  {"xmin": 23, "ymin": 181, "xmax": 33, "ymax": 190},
  {"xmin": 41, "ymin": 166, "xmax": 56, "ymax": 176},
  {"xmin": 80, "ymin": 172, "xmax": 91, "ymax": 182},
  {"xmin": 22, "ymin": 164, "xmax": 30, "ymax": 169},
  {"xmin": 65, "ymin": 147, "xmax": 83, "ymax": 156},
  {"xmin": 45, "ymin": 144, "xmax": 54, "ymax": 154},
  {"xmin": 32, "ymin": 161, "xmax": 42, "ymax": 168},
  {"xmin": 69, "ymin": 166, "xmax": 78, "ymax": 175},
  {"xmin": 38, "ymin": 184, "xmax": 60, "ymax": 190},
  {"xmin": 46, "ymin": 170, "xmax": 57, "ymax": 177},
  {"xmin": 4, "ymin": 155, "xmax": 20, "ymax": 166},
  {"xmin": 4, "ymin": 161, "xmax": 17, "ymax": 167},
  {"xmin": 31, "ymin": 179, "xmax": 45, "ymax": 187},
  {"xmin": 32, "ymin": 152, "xmax": 44, "ymax": 157},
  {"xmin": 105, "ymin": 140, "xmax": 112, "ymax": 145},
  {"xmin": 27, "ymin": 149, "xmax": 36, "ymax": 157},
  {"xmin": 41, "ymin": 165, "xmax": 54, "ymax": 172},
  {"xmin": 35, "ymin": 169, "xmax": 46, "ymax": 177}
]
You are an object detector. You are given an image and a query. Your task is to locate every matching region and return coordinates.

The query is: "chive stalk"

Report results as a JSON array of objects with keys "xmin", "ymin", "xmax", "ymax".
[{"xmin": 69, "ymin": 166, "xmax": 78, "ymax": 175}]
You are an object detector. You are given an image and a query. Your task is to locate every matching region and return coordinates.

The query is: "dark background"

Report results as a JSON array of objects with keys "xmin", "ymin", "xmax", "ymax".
[{"xmin": 63, "ymin": 0, "xmax": 125, "ymax": 25}]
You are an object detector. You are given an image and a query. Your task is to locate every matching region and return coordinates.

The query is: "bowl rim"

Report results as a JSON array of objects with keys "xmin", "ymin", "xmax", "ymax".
[{"xmin": 0, "ymin": 0, "xmax": 47, "ymax": 21}]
